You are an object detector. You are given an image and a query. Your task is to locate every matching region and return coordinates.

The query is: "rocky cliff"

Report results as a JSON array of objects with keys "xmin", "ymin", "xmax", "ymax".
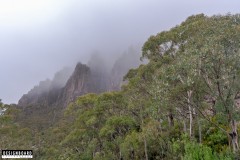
[
  {"xmin": 18, "ymin": 48, "xmax": 141, "ymax": 108},
  {"xmin": 17, "ymin": 62, "xmax": 109, "ymax": 129},
  {"xmin": 17, "ymin": 49, "xmax": 141, "ymax": 129},
  {"xmin": 58, "ymin": 62, "xmax": 108, "ymax": 107},
  {"xmin": 18, "ymin": 67, "xmax": 73, "ymax": 107},
  {"xmin": 18, "ymin": 62, "xmax": 108, "ymax": 108}
]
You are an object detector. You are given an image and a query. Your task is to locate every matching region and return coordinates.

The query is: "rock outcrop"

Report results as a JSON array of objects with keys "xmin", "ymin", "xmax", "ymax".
[
  {"xmin": 18, "ymin": 79, "xmax": 52, "ymax": 107},
  {"xmin": 58, "ymin": 63, "xmax": 107, "ymax": 107},
  {"xmin": 18, "ymin": 67, "xmax": 73, "ymax": 107},
  {"xmin": 18, "ymin": 48, "xmax": 142, "ymax": 109},
  {"xmin": 17, "ymin": 63, "xmax": 108, "ymax": 129},
  {"xmin": 17, "ymin": 49, "xmax": 142, "ymax": 129}
]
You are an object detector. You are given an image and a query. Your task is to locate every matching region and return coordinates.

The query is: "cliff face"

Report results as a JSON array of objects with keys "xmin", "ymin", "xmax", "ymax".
[
  {"xmin": 17, "ymin": 50, "xmax": 141, "ymax": 129},
  {"xmin": 18, "ymin": 48, "xmax": 142, "ymax": 109},
  {"xmin": 18, "ymin": 79, "xmax": 52, "ymax": 107},
  {"xmin": 17, "ymin": 62, "xmax": 109, "ymax": 129},
  {"xmin": 18, "ymin": 62, "xmax": 110, "ymax": 108},
  {"xmin": 58, "ymin": 63, "xmax": 104, "ymax": 107},
  {"xmin": 18, "ymin": 67, "xmax": 73, "ymax": 107}
]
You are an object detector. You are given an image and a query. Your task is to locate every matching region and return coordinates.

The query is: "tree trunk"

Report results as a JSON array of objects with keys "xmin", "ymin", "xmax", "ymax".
[
  {"xmin": 187, "ymin": 90, "xmax": 193, "ymax": 139},
  {"xmin": 168, "ymin": 111, "xmax": 174, "ymax": 127},
  {"xmin": 229, "ymin": 120, "xmax": 239, "ymax": 152},
  {"xmin": 119, "ymin": 149, "xmax": 122, "ymax": 160},
  {"xmin": 130, "ymin": 147, "xmax": 134, "ymax": 159},
  {"xmin": 183, "ymin": 119, "xmax": 187, "ymax": 133},
  {"xmin": 144, "ymin": 136, "xmax": 149, "ymax": 160},
  {"xmin": 141, "ymin": 116, "xmax": 148, "ymax": 160},
  {"xmin": 197, "ymin": 116, "xmax": 202, "ymax": 143}
]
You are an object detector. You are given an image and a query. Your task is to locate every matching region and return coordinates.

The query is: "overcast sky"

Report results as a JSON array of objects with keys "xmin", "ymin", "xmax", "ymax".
[{"xmin": 0, "ymin": 0, "xmax": 240, "ymax": 104}]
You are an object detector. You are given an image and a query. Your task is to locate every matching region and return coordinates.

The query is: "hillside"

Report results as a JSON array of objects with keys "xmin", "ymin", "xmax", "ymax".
[{"xmin": 15, "ymin": 50, "xmax": 141, "ymax": 130}]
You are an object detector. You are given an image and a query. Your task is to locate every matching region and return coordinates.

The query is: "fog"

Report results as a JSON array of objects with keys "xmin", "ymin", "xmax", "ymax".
[{"xmin": 0, "ymin": 0, "xmax": 240, "ymax": 104}]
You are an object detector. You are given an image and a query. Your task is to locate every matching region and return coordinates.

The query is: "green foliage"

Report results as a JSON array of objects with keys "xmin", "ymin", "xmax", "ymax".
[{"xmin": 183, "ymin": 141, "xmax": 232, "ymax": 160}]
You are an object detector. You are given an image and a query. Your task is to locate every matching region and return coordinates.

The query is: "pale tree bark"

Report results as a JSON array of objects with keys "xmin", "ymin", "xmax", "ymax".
[
  {"xmin": 183, "ymin": 119, "xmax": 187, "ymax": 133},
  {"xmin": 197, "ymin": 115, "xmax": 202, "ymax": 143},
  {"xmin": 141, "ymin": 114, "xmax": 148, "ymax": 160},
  {"xmin": 187, "ymin": 90, "xmax": 193, "ymax": 139},
  {"xmin": 230, "ymin": 120, "xmax": 239, "ymax": 152}
]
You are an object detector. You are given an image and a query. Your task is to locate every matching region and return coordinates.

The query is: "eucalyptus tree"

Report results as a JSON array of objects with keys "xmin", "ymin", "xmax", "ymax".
[{"xmin": 142, "ymin": 14, "xmax": 240, "ymax": 151}]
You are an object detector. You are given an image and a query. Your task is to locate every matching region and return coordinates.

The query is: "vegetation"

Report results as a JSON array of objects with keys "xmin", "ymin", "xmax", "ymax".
[{"xmin": 1, "ymin": 14, "xmax": 240, "ymax": 159}]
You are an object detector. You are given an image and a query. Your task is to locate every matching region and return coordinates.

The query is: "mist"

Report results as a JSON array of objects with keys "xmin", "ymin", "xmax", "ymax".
[{"xmin": 0, "ymin": 0, "xmax": 240, "ymax": 104}]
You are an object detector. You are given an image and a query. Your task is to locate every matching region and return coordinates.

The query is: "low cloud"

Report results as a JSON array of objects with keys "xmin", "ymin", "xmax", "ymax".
[{"xmin": 0, "ymin": 0, "xmax": 239, "ymax": 103}]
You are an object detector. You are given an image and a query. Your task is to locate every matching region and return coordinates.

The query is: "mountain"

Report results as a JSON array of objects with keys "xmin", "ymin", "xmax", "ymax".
[
  {"xmin": 109, "ymin": 46, "xmax": 141, "ymax": 90},
  {"xmin": 18, "ymin": 48, "xmax": 141, "ymax": 109},
  {"xmin": 58, "ymin": 62, "xmax": 108, "ymax": 107},
  {"xmin": 17, "ymin": 49, "xmax": 141, "ymax": 129},
  {"xmin": 18, "ymin": 67, "xmax": 73, "ymax": 107},
  {"xmin": 18, "ymin": 62, "xmax": 111, "ymax": 109},
  {"xmin": 18, "ymin": 79, "xmax": 52, "ymax": 107}
]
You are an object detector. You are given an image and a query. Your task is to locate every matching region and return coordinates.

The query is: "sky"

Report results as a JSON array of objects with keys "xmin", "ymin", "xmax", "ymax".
[{"xmin": 0, "ymin": 0, "xmax": 240, "ymax": 104}]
